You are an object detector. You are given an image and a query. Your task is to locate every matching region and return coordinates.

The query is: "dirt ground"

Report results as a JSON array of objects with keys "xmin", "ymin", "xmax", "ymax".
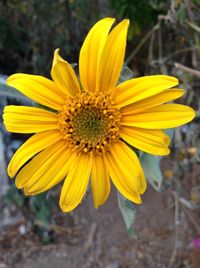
[{"xmin": 0, "ymin": 181, "xmax": 200, "ymax": 268}]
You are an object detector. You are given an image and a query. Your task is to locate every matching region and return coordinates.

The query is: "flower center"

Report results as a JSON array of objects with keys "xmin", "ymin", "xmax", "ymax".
[{"xmin": 58, "ymin": 92, "xmax": 121, "ymax": 154}]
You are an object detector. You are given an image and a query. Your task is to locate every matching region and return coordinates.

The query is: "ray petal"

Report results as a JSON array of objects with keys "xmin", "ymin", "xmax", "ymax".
[
  {"xmin": 120, "ymin": 104, "xmax": 195, "ymax": 129},
  {"xmin": 104, "ymin": 141, "xmax": 146, "ymax": 203},
  {"xmin": 98, "ymin": 20, "xmax": 129, "ymax": 92},
  {"xmin": 24, "ymin": 148, "xmax": 77, "ymax": 195},
  {"xmin": 120, "ymin": 126, "xmax": 170, "ymax": 155},
  {"xmin": 79, "ymin": 17, "xmax": 115, "ymax": 92},
  {"xmin": 16, "ymin": 141, "xmax": 74, "ymax": 195},
  {"xmin": 120, "ymin": 88, "xmax": 184, "ymax": 115},
  {"xmin": 8, "ymin": 130, "xmax": 62, "ymax": 178},
  {"xmin": 7, "ymin": 73, "xmax": 65, "ymax": 110},
  {"xmin": 51, "ymin": 49, "xmax": 80, "ymax": 96},
  {"xmin": 3, "ymin": 105, "xmax": 58, "ymax": 133},
  {"xmin": 59, "ymin": 153, "xmax": 92, "ymax": 212},
  {"xmin": 91, "ymin": 154, "xmax": 110, "ymax": 208},
  {"xmin": 113, "ymin": 75, "xmax": 179, "ymax": 108}
]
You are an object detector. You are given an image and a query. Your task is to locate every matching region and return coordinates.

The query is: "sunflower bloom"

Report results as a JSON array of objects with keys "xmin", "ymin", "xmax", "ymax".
[{"xmin": 3, "ymin": 18, "xmax": 195, "ymax": 212}]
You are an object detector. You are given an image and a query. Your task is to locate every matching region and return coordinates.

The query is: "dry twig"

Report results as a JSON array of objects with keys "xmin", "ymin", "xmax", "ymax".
[
  {"xmin": 83, "ymin": 222, "xmax": 98, "ymax": 250},
  {"xmin": 174, "ymin": 62, "xmax": 200, "ymax": 77},
  {"xmin": 169, "ymin": 191, "xmax": 180, "ymax": 268},
  {"xmin": 126, "ymin": 24, "xmax": 159, "ymax": 65}
]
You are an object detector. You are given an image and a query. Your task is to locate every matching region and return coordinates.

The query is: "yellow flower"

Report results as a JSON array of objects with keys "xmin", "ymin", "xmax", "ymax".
[{"xmin": 3, "ymin": 18, "xmax": 195, "ymax": 212}]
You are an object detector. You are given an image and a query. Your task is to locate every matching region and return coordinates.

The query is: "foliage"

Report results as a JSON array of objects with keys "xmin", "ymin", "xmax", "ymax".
[
  {"xmin": 109, "ymin": 0, "xmax": 167, "ymax": 36},
  {"xmin": 118, "ymin": 193, "xmax": 137, "ymax": 238},
  {"xmin": 5, "ymin": 184, "xmax": 24, "ymax": 207},
  {"xmin": 5, "ymin": 184, "xmax": 54, "ymax": 224},
  {"xmin": 0, "ymin": 0, "xmax": 101, "ymax": 75},
  {"xmin": 29, "ymin": 193, "xmax": 54, "ymax": 225},
  {"xmin": 4, "ymin": 184, "xmax": 54, "ymax": 242}
]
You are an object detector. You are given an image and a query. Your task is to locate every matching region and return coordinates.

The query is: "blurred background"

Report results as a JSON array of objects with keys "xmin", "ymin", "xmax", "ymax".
[{"xmin": 0, "ymin": 0, "xmax": 200, "ymax": 267}]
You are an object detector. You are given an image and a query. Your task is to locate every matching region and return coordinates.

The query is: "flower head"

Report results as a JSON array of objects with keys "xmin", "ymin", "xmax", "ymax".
[{"xmin": 3, "ymin": 18, "xmax": 195, "ymax": 212}]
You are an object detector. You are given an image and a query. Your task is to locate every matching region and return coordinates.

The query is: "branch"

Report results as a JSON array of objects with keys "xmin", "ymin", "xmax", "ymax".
[
  {"xmin": 174, "ymin": 62, "xmax": 200, "ymax": 77},
  {"xmin": 126, "ymin": 24, "xmax": 159, "ymax": 65}
]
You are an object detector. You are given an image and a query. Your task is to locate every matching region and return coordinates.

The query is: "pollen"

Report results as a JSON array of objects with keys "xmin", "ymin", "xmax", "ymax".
[{"xmin": 58, "ymin": 92, "xmax": 121, "ymax": 154}]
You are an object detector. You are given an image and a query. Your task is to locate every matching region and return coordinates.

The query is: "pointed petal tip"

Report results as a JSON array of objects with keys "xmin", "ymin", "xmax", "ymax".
[
  {"xmin": 122, "ymin": 19, "xmax": 130, "ymax": 26},
  {"xmin": 185, "ymin": 106, "xmax": 196, "ymax": 121},
  {"xmin": 24, "ymin": 186, "xmax": 39, "ymax": 196},
  {"xmin": 167, "ymin": 75, "xmax": 179, "ymax": 83},
  {"xmin": 99, "ymin": 17, "xmax": 129, "ymax": 28},
  {"xmin": 139, "ymin": 199, "xmax": 142, "ymax": 205},
  {"xmin": 52, "ymin": 48, "xmax": 61, "ymax": 67},
  {"xmin": 153, "ymin": 75, "xmax": 179, "ymax": 83},
  {"xmin": 121, "ymin": 104, "xmax": 195, "ymax": 129},
  {"xmin": 193, "ymin": 109, "xmax": 197, "ymax": 119},
  {"xmin": 165, "ymin": 135, "xmax": 171, "ymax": 147},
  {"xmin": 79, "ymin": 17, "xmax": 116, "ymax": 92},
  {"xmin": 6, "ymin": 74, "xmax": 15, "ymax": 83},
  {"xmin": 53, "ymin": 48, "xmax": 63, "ymax": 64},
  {"xmin": 103, "ymin": 17, "xmax": 116, "ymax": 23},
  {"xmin": 53, "ymin": 48, "xmax": 60, "ymax": 60},
  {"xmin": 93, "ymin": 200, "xmax": 105, "ymax": 209},
  {"xmin": 51, "ymin": 47, "xmax": 80, "ymax": 95},
  {"xmin": 54, "ymin": 48, "xmax": 60, "ymax": 53},
  {"xmin": 59, "ymin": 202, "xmax": 73, "ymax": 213},
  {"xmin": 24, "ymin": 188, "xmax": 32, "ymax": 196},
  {"xmin": 166, "ymin": 147, "xmax": 170, "ymax": 155},
  {"xmin": 7, "ymin": 156, "xmax": 17, "ymax": 179},
  {"xmin": 132, "ymin": 194, "xmax": 142, "ymax": 204},
  {"xmin": 117, "ymin": 19, "xmax": 130, "ymax": 30},
  {"xmin": 7, "ymin": 165, "xmax": 14, "ymax": 179},
  {"xmin": 15, "ymin": 180, "xmax": 23, "ymax": 189},
  {"xmin": 176, "ymin": 88, "xmax": 185, "ymax": 96}
]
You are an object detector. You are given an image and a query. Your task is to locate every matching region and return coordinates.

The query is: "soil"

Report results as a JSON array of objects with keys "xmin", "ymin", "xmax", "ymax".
[{"xmin": 0, "ymin": 183, "xmax": 200, "ymax": 268}]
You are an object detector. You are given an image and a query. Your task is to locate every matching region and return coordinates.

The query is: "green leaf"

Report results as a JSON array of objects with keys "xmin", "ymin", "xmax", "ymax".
[
  {"xmin": 4, "ymin": 184, "xmax": 25, "ymax": 207},
  {"xmin": 177, "ymin": 4, "xmax": 186, "ymax": 24},
  {"xmin": 117, "ymin": 192, "xmax": 138, "ymax": 238},
  {"xmin": 140, "ymin": 129, "xmax": 174, "ymax": 192},
  {"xmin": 140, "ymin": 153, "xmax": 163, "ymax": 191},
  {"xmin": 29, "ymin": 193, "xmax": 53, "ymax": 224}
]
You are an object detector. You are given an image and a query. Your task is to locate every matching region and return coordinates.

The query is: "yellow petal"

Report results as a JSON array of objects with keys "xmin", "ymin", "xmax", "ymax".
[
  {"xmin": 7, "ymin": 73, "xmax": 65, "ymax": 110},
  {"xmin": 98, "ymin": 20, "xmax": 129, "ymax": 92},
  {"xmin": 91, "ymin": 154, "xmax": 110, "ymax": 208},
  {"xmin": 15, "ymin": 141, "xmax": 66, "ymax": 189},
  {"xmin": 113, "ymin": 75, "xmax": 179, "ymax": 108},
  {"xmin": 51, "ymin": 49, "xmax": 80, "ymax": 96},
  {"xmin": 8, "ymin": 130, "xmax": 61, "ymax": 178},
  {"xmin": 79, "ymin": 17, "xmax": 115, "ymax": 92},
  {"xmin": 104, "ymin": 141, "xmax": 146, "ymax": 204},
  {"xmin": 121, "ymin": 104, "xmax": 195, "ymax": 129},
  {"xmin": 120, "ymin": 127, "xmax": 170, "ymax": 155},
  {"xmin": 24, "ymin": 149, "xmax": 77, "ymax": 196},
  {"xmin": 121, "ymin": 88, "xmax": 184, "ymax": 115},
  {"xmin": 3, "ymin": 105, "xmax": 58, "ymax": 133},
  {"xmin": 59, "ymin": 153, "xmax": 92, "ymax": 212}
]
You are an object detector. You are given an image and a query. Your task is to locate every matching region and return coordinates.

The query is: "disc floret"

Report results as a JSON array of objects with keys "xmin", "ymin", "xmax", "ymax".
[{"xmin": 58, "ymin": 92, "xmax": 121, "ymax": 154}]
